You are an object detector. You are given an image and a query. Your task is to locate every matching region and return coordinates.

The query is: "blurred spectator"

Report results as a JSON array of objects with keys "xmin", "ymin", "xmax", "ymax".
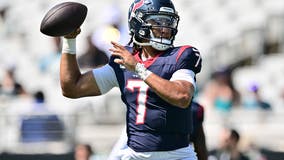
[
  {"xmin": 246, "ymin": 143, "xmax": 267, "ymax": 160},
  {"xmin": 74, "ymin": 144, "xmax": 95, "ymax": 160},
  {"xmin": 20, "ymin": 90, "xmax": 65, "ymax": 142},
  {"xmin": 0, "ymin": 1, "xmax": 8, "ymax": 22},
  {"xmin": 263, "ymin": 38, "xmax": 280, "ymax": 55},
  {"xmin": 208, "ymin": 128, "xmax": 249, "ymax": 160},
  {"xmin": 77, "ymin": 34, "xmax": 109, "ymax": 70},
  {"xmin": 281, "ymin": 88, "xmax": 284, "ymax": 101},
  {"xmin": 200, "ymin": 68, "xmax": 240, "ymax": 113},
  {"xmin": 91, "ymin": 5, "xmax": 130, "ymax": 57},
  {"xmin": 0, "ymin": 0, "xmax": 9, "ymax": 35},
  {"xmin": 0, "ymin": 66, "xmax": 27, "ymax": 100},
  {"xmin": 38, "ymin": 37, "xmax": 61, "ymax": 76},
  {"xmin": 242, "ymin": 83, "xmax": 272, "ymax": 110}
]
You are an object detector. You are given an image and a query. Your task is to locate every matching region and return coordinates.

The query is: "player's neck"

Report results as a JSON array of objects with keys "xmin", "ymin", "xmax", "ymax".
[{"xmin": 141, "ymin": 46, "xmax": 161, "ymax": 60}]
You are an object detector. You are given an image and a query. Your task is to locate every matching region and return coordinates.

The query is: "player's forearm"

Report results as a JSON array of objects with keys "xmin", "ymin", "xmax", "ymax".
[
  {"xmin": 60, "ymin": 37, "xmax": 102, "ymax": 98},
  {"xmin": 60, "ymin": 53, "xmax": 82, "ymax": 97},
  {"xmin": 144, "ymin": 73, "xmax": 194, "ymax": 108}
]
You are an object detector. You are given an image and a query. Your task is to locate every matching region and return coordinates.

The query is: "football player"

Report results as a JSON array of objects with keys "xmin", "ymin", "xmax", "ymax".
[{"xmin": 60, "ymin": 0, "xmax": 202, "ymax": 159}]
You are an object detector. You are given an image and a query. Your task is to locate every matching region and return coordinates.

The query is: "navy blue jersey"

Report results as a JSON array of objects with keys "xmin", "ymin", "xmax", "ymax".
[
  {"xmin": 189, "ymin": 101, "xmax": 204, "ymax": 143},
  {"xmin": 109, "ymin": 45, "xmax": 202, "ymax": 152}
]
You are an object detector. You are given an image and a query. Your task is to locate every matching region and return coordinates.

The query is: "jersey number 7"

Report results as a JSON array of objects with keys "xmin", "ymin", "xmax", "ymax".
[{"xmin": 126, "ymin": 80, "xmax": 149, "ymax": 124}]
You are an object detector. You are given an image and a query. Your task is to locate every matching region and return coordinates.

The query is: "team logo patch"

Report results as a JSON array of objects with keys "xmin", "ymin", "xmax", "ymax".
[{"xmin": 132, "ymin": 0, "xmax": 144, "ymax": 13}]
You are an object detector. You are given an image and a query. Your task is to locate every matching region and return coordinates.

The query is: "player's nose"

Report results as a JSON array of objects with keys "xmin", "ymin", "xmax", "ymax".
[{"xmin": 161, "ymin": 28, "xmax": 171, "ymax": 38}]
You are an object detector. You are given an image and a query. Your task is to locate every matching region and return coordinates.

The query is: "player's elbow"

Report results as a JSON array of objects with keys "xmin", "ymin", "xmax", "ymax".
[
  {"xmin": 173, "ymin": 81, "xmax": 194, "ymax": 108},
  {"xmin": 62, "ymin": 91, "xmax": 76, "ymax": 98},
  {"xmin": 179, "ymin": 98, "xmax": 191, "ymax": 108},
  {"xmin": 61, "ymin": 85, "xmax": 80, "ymax": 99},
  {"xmin": 176, "ymin": 94, "xmax": 191, "ymax": 108},
  {"xmin": 61, "ymin": 90, "xmax": 77, "ymax": 98}
]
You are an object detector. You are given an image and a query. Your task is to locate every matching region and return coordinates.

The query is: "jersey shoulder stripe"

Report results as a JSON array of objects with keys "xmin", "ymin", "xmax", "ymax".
[{"xmin": 176, "ymin": 45, "xmax": 192, "ymax": 62}]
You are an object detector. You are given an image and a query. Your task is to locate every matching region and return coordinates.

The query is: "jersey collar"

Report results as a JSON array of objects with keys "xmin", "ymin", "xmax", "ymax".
[{"xmin": 134, "ymin": 51, "xmax": 163, "ymax": 68}]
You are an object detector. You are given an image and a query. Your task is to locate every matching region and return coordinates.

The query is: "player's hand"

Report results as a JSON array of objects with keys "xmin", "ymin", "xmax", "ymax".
[
  {"xmin": 109, "ymin": 41, "xmax": 138, "ymax": 71},
  {"xmin": 64, "ymin": 28, "xmax": 81, "ymax": 39}
]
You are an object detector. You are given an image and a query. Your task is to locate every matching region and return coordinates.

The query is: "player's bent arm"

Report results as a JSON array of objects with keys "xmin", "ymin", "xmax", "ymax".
[
  {"xmin": 60, "ymin": 30, "xmax": 102, "ymax": 98},
  {"xmin": 139, "ymin": 68, "xmax": 196, "ymax": 108},
  {"xmin": 144, "ymin": 73, "xmax": 194, "ymax": 108},
  {"xmin": 60, "ymin": 53, "xmax": 102, "ymax": 98},
  {"xmin": 193, "ymin": 125, "xmax": 208, "ymax": 160}
]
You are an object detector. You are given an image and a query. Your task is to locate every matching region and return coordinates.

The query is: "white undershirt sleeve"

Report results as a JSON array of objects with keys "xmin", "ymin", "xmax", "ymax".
[
  {"xmin": 92, "ymin": 64, "xmax": 119, "ymax": 94},
  {"xmin": 170, "ymin": 69, "xmax": 196, "ymax": 90}
]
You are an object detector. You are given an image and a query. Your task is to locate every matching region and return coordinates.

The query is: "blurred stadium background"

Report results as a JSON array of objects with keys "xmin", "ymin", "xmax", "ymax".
[{"xmin": 0, "ymin": 0, "xmax": 284, "ymax": 159}]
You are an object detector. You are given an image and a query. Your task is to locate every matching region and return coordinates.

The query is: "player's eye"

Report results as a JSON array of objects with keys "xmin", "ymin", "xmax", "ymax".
[{"xmin": 145, "ymin": 15, "xmax": 178, "ymax": 28}]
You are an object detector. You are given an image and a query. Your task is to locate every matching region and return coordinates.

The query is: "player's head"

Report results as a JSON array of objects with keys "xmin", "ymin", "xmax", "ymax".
[
  {"xmin": 34, "ymin": 91, "xmax": 45, "ymax": 103},
  {"xmin": 74, "ymin": 144, "xmax": 93, "ymax": 160},
  {"xmin": 128, "ymin": 0, "xmax": 179, "ymax": 51},
  {"xmin": 220, "ymin": 128, "xmax": 240, "ymax": 150}
]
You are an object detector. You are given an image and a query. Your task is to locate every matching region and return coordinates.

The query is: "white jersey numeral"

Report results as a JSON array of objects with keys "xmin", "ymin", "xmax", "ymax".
[
  {"xmin": 126, "ymin": 80, "xmax": 149, "ymax": 124},
  {"xmin": 192, "ymin": 48, "xmax": 201, "ymax": 67}
]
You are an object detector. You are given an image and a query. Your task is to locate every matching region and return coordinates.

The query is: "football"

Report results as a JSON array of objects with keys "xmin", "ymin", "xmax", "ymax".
[{"xmin": 40, "ymin": 2, "xmax": 87, "ymax": 37}]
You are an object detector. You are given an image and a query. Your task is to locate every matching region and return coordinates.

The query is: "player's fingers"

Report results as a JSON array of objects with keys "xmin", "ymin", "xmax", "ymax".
[
  {"xmin": 111, "ymin": 41, "xmax": 119, "ymax": 46},
  {"xmin": 64, "ymin": 28, "xmax": 81, "ymax": 38},
  {"xmin": 111, "ymin": 44, "xmax": 120, "ymax": 50},
  {"xmin": 110, "ymin": 48, "xmax": 128, "ymax": 58},
  {"xmin": 111, "ymin": 41, "xmax": 124, "ymax": 49},
  {"xmin": 114, "ymin": 58, "xmax": 124, "ymax": 64},
  {"xmin": 111, "ymin": 52, "xmax": 122, "ymax": 58},
  {"xmin": 109, "ymin": 48, "xmax": 121, "ymax": 55}
]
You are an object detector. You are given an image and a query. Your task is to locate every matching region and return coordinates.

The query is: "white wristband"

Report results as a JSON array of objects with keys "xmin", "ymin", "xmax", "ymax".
[
  {"xmin": 135, "ymin": 63, "xmax": 152, "ymax": 80},
  {"xmin": 62, "ymin": 38, "xmax": 76, "ymax": 55}
]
